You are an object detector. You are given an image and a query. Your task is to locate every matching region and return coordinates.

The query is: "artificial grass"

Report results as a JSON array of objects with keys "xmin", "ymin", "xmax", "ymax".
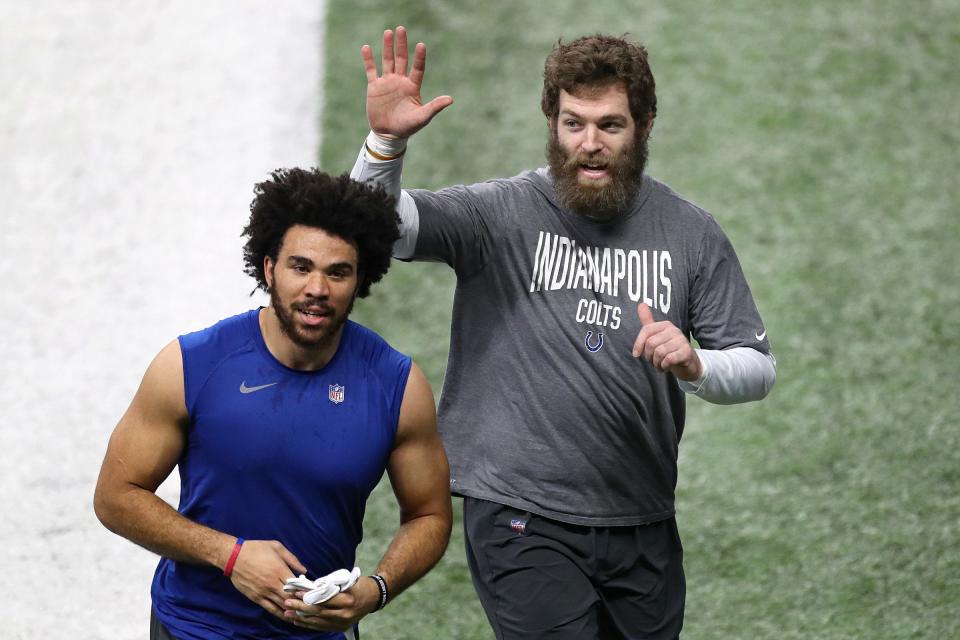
[{"xmin": 321, "ymin": 2, "xmax": 959, "ymax": 637}]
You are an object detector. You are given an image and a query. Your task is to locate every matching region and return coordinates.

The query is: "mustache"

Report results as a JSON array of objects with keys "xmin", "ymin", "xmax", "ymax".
[
  {"xmin": 292, "ymin": 300, "xmax": 333, "ymax": 314},
  {"xmin": 563, "ymin": 151, "xmax": 611, "ymax": 169},
  {"xmin": 545, "ymin": 131, "xmax": 648, "ymax": 220}
]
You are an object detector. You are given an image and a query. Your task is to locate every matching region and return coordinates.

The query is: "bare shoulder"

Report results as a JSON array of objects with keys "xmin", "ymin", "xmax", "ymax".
[
  {"xmin": 97, "ymin": 339, "xmax": 189, "ymax": 493},
  {"xmin": 136, "ymin": 338, "xmax": 187, "ymax": 419},
  {"xmin": 396, "ymin": 361, "xmax": 438, "ymax": 444}
]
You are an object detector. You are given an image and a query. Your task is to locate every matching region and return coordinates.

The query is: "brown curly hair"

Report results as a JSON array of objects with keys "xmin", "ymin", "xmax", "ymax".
[{"xmin": 541, "ymin": 34, "xmax": 657, "ymax": 130}]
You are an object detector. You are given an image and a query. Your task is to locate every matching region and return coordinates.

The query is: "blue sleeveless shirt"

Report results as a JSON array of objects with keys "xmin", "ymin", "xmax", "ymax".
[{"xmin": 151, "ymin": 309, "xmax": 411, "ymax": 639}]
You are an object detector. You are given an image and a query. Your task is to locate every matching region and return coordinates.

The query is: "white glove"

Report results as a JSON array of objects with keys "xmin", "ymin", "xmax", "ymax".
[{"xmin": 284, "ymin": 566, "xmax": 362, "ymax": 607}]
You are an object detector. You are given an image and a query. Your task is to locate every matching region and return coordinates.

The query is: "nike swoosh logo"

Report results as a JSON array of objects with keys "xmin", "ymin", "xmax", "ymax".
[
  {"xmin": 755, "ymin": 330, "xmax": 767, "ymax": 341},
  {"xmin": 239, "ymin": 381, "xmax": 279, "ymax": 394}
]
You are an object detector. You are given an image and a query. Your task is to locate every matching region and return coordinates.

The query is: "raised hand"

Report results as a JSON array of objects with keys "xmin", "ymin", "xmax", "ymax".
[
  {"xmin": 361, "ymin": 26, "xmax": 453, "ymax": 139},
  {"xmin": 632, "ymin": 303, "xmax": 703, "ymax": 382},
  {"xmin": 228, "ymin": 539, "xmax": 308, "ymax": 621}
]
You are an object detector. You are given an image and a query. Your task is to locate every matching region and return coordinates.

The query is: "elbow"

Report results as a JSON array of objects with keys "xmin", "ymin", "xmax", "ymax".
[
  {"xmin": 441, "ymin": 507, "xmax": 453, "ymax": 548},
  {"xmin": 93, "ymin": 482, "xmax": 125, "ymax": 534},
  {"xmin": 758, "ymin": 353, "xmax": 777, "ymax": 400},
  {"xmin": 92, "ymin": 488, "xmax": 113, "ymax": 530},
  {"xmin": 742, "ymin": 352, "xmax": 777, "ymax": 402},
  {"xmin": 694, "ymin": 348, "xmax": 776, "ymax": 404}
]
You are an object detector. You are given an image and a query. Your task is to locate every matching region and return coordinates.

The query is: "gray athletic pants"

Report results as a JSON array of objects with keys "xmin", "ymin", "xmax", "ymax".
[
  {"xmin": 150, "ymin": 609, "xmax": 176, "ymax": 640},
  {"xmin": 463, "ymin": 497, "xmax": 685, "ymax": 639}
]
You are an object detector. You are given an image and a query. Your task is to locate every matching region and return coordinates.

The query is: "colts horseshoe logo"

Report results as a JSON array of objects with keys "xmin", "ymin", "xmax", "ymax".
[{"xmin": 584, "ymin": 331, "xmax": 604, "ymax": 353}]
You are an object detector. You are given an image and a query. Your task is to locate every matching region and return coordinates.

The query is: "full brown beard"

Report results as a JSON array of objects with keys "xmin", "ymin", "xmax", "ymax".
[{"xmin": 546, "ymin": 130, "xmax": 648, "ymax": 221}]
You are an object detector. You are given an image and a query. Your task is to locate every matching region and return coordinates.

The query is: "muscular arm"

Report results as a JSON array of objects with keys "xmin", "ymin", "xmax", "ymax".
[
  {"xmin": 284, "ymin": 362, "xmax": 451, "ymax": 631},
  {"xmin": 373, "ymin": 362, "xmax": 452, "ymax": 597},
  {"xmin": 93, "ymin": 340, "xmax": 306, "ymax": 619},
  {"xmin": 93, "ymin": 340, "xmax": 232, "ymax": 566}
]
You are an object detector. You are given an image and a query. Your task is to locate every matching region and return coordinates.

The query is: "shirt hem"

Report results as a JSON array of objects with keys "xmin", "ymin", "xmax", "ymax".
[{"xmin": 452, "ymin": 487, "xmax": 675, "ymax": 527}]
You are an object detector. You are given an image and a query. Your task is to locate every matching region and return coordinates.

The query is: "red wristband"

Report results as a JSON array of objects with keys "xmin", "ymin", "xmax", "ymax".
[{"xmin": 223, "ymin": 537, "xmax": 244, "ymax": 577}]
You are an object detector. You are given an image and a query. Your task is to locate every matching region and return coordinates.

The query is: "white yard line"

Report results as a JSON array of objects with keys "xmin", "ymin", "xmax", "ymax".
[{"xmin": 0, "ymin": 3, "xmax": 326, "ymax": 637}]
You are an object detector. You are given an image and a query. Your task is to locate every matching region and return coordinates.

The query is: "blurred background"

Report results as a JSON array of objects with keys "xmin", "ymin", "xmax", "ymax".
[
  {"xmin": 3, "ymin": 1, "xmax": 957, "ymax": 638},
  {"xmin": 1, "ymin": 2, "xmax": 323, "ymax": 637}
]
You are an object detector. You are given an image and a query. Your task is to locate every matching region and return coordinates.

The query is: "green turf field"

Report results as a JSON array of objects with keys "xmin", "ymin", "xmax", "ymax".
[{"xmin": 321, "ymin": 2, "xmax": 959, "ymax": 637}]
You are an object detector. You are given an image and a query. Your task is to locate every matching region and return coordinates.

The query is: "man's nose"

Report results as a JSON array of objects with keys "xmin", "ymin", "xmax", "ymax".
[
  {"xmin": 304, "ymin": 273, "xmax": 329, "ymax": 297},
  {"xmin": 581, "ymin": 126, "xmax": 603, "ymax": 153}
]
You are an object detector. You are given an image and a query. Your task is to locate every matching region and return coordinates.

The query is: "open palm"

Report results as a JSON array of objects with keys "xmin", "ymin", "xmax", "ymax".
[{"xmin": 361, "ymin": 26, "xmax": 452, "ymax": 138}]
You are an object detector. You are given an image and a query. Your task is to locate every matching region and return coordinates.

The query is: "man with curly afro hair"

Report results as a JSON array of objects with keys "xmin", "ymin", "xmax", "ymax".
[{"xmin": 95, "ymin": 168, "xmax": 452, "ymax": 640}]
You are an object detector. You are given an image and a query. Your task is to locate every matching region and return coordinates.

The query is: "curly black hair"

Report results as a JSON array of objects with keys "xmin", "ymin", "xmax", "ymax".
[{"xmin": 241, "ymin": 169, "xmax": 399, "ymax": 298}]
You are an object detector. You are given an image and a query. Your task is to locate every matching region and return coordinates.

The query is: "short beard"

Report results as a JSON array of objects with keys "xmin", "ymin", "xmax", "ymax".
[
  {"xmin": 546, "ymin": 130, "xmax": 648, "ymax": 221},
  {"xmin": 269, "ymin": 285, "xmax": 353, "ymax": 351}
]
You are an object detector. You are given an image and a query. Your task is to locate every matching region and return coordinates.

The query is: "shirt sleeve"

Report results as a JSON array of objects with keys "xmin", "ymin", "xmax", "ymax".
[
  {"xmin": 678, "ymin": 347, "xmax": 776, "ymax": 403},
  {"xmin": 349, "ymin": 139, "xmax": 420, "ymax": 260},
  {"xmin": 682, "ymin": 216, "xmax": 776, "ymax": 403},
  {"xmin": 689, "ymin": 217, "xmax": 772, "ymax": 354}
]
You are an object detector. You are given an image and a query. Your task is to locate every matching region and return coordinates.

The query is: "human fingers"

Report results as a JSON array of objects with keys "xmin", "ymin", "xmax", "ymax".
[
  {"xmin": 282, "ymin": 600, "xmax": 345, "ymax": 632},
  {"xmin": 631, "ymin": 319, "xmax": 664, "ymax": 358},
  {"xmin": 637, "ymin": 302, "xmax": 655, "ymax": 326},
  {"xmin": 256, "ymin": 594, "xmax": 290, "ymax": 621},
  {"xmin": 240, "ymin": 573, "xmax": 289, "ymax": 614},
  {"xmin": 283, "ymin": 597, "xmax": 320, "ymax": 616},
  {"xmin": 361, "ymin": 44, "xmax": 378, "ymax": 83},
  {"xmin": 643, "ymin": 328, "xmax": 677, "ymax": 365},
  {"xmin": 632, "ymin": 304, "xmax": 660, "ymax": 358},
  {"xmin": 381, "ymin": 28, "xmax": 395, "ymax": 74},
  {"xmin": 651, "ymin": 334, "xmax": 687, "ymax": 370},
  {"xmin": 282, "ymin": 605, "xmax": 330, "ymax": 630},
  {"xmin": 631, "ymin": 327, "xmax": 647, "ymax": 359},
  {"xmin": 660, "ymin": 340, "xmax": 702, "ymax": 381},
  {"xmin": 311, "ymin": 590, "xmax": 357, "ymax": 612},
  {"xmin": 273, "ymin": 542, "xmax": 307, "ymax": 576},
  {"xmin": 291, "ymin": 615, "xmax": 350, "ymax": 634},
  {"xmin": 395, "ymin": 25, "xmax": 409, "ymax": 76},
  {"xmin": 409, "ymin": 41, "xmax": 427, "ymax": 87},
  {"xmin": 658, "ymin": 339, "xmax": 692, "ymax": 372}
]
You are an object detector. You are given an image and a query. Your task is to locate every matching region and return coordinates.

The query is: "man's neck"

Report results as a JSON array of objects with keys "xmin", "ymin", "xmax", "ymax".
[{"xmin": 258, "ymin": 307, "xmax": 343, "ymax": 371}]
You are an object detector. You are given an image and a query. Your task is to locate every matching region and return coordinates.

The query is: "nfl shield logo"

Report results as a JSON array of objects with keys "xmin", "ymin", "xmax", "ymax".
[{"xmin": 328, "ymin": 384, "xmax": 345, "ymax": 404}]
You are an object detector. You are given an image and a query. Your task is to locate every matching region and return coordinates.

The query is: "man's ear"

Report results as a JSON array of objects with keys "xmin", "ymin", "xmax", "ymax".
[
  {"xmin": 353, "ymin": 274, "xmax": 363, "ymax": 301},
  {"xmin": 547, "ymin": 117, "xmax": 557, "ymax": 134},
  {"xmin": 263, "ymin": 255, "xmax": 275, "ymax": 289},
  {"xmin": 644, "ymin": 115, "xmax": 655, "ymax": 138}
]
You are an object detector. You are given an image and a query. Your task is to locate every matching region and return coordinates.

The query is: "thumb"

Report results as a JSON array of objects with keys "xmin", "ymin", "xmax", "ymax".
[
  {"xmin": 637, "ymin": 303, "xmax": 655, "ymax": 326},
  {"xmin": 422, "ymin": 95, "xmax": 453, "ymax": 119}
]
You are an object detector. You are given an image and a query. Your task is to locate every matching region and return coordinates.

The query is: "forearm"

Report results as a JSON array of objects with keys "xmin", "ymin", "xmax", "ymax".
[
  {"xmin": 374, "ymin": 512, "xmax": 451, "ymax": 601},
  {"xmin": 95, "ymin": 483, "xmax": 233, "ymax": 570},
  {"xmin": 679, "ymin": 347, "xmax": 777, "ymax": 404},
  {"xmin": 350, "ymin": 132, "xmax": 420, "ymax": 260}
]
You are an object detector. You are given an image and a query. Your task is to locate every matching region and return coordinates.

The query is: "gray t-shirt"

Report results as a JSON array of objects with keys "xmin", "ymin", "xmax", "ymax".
[{"xmin": 409, "ymin": 169, "xmax": 770, "ymax": 526}]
